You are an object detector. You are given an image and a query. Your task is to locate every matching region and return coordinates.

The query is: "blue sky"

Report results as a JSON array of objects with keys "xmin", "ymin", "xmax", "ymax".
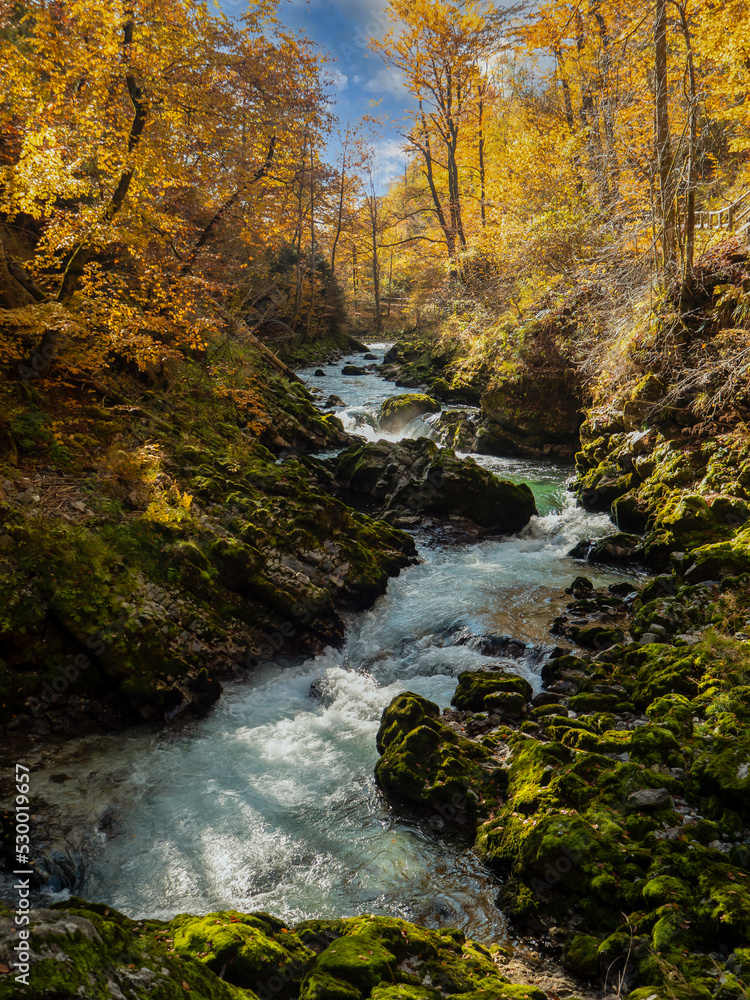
[
  {"xmin": 278, "ymin": 0, "xmax": 411, "ymax": 179},
  {"xmin": 224, "ymin": 0, "xmax": 414, "ymax": 183}
]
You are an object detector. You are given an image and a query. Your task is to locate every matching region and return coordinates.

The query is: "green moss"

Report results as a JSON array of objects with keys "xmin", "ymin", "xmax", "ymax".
[
  {"xmin": 569, "ymin": 691, "xmax": 622, "ymax": 713},
  {"xmin": 375, "ymin": 692, "xmax": 503, "ymax": 823},
  {"xmin": 563, "ymin": 934, "xmax": 601, "ymax": 977},
  {"xmin": 379, "ymin": 394, "xmax": 440, "ymax": 431},
  {"xmin": 0, "ymin": 900, "xmax": 260, "ymax": 1000},
  {"xmin": 169, "ymin": 911, "xmax": 313, "ymax": 993},
  {"xmin": 629, "ymin": 725, "xmax": 684, "ymax": 767},
  {"xmin": 451, "ymin": 670, "xmax": 533, "ymax": 711},
  {"xmin": 312, "ymin": 935, "xmax": 397, "ymax": 994}
]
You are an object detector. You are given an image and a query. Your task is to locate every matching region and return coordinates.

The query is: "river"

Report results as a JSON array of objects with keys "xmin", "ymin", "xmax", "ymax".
[{"xmin": 30, "ymin": 342, "xmax": 631, "ymax": 946}]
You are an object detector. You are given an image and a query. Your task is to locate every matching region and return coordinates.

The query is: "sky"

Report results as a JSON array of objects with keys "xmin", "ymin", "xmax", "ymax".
[
  {"xmin": 276, "ymin": 0, "xmax": 412, "ymax": 181},
  {"xmin": 223, "ymin": 0, "xmax": 414, "ymax": 184}
]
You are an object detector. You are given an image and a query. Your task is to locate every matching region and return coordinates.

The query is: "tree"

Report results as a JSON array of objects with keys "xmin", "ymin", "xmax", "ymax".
[
  {"xmin": 372, "ymin": 0, "xmax": 509, "ymax": 272},
  {"xmin": 0, "ymin": 0, "xmax": 333, "ymax": 370}
]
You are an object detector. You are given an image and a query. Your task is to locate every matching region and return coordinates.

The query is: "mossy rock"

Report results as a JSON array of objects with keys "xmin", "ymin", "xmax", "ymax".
[
  {"xmin": 563, "ymin": 933, "xmax": 601, "ymax": 977},
  {"xmin": 0, "ymin": 900, "xmax": 260, "ymax": 1000},
  {"xmin": 451, "ymin": 670, "xmax": 533, "ymax": 712},
  {"xmin": 170, "ymin": 910, "xmax": 313, "ymax": 994},
  {"xmin": 375, "ymin": 692, "xmax": 503, "ymax": 823},
  {"xmin": 568, "ymin": 691, "xmax": 621, "ymax": 714},
  {"xmin": 379, "ymin": 394, "xmax": 440, "ymax": 431},
  {"xmin": 629, "ymin": 724, "xmax": 684, "ymax": 767},
  {"xmin": 646, "ymin": 694, "xmax": 694, "ymax": 737},
  {"xmin": 334, "ymin": 438, "xmax": 537, "ymax": 532},
  {"xmin": 310, "ymin": 935, "xmax": 397, "ymax": 995}
]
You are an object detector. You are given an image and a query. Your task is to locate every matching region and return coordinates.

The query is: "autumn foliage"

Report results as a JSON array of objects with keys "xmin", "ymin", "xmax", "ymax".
[{"xmin": 0, "ymin": 0, "xmax": 338, "ymax": 379}]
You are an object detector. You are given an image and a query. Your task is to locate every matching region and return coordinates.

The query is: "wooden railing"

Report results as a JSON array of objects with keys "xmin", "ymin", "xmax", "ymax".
[{"xmin": 696, "ymin": 188, "xmax": 750, "ymax": 232}]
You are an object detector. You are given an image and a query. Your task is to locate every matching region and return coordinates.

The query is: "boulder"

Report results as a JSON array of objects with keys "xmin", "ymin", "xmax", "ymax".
[
  {"xmin": 568, "ymin": 533, "xmax": 640, "ymax": 565},
  {"xmin": 378, "ymin": 393, "xmax": 440, "ymax": 432},
  {"xmin": 480, "ymin": 371, "xmax": 583, "ymax": 448},
  {"xmin": 374, "ymin": 692, "xmax": 504, "ymax": 822},
  {"xmin": 430, "ymin": 409, "xmax": 478, "ymax": 451},
  {"xmin": 333, "ymin": 438, "xmax": 537, "ymax": 532},
  {"xmin": 451, "ymin": 670, "xmax": 533, "ymax": 712},
  {"xmin": 628, "ymin": 787, "xmax": 674, "ymax": 811},
  {"xmin": 342, "ymin": 365, "xmax": 366, "ymax": 375}
]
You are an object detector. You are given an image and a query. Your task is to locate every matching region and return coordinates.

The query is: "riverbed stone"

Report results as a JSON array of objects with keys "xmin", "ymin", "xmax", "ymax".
[
  {"xmin": 170, "ymin": 910, "xmax": 313, "ymax": 995},
  {"xmin": 451, "ymin": 670, "xmax": 533, "ymax": 711},
  {"xmin": 375, "ymin": 692, "xmax": 504, "ymax": 823},
  {"xmin": 333, "ymin": 438, "xmax": 537, "ymax": 532},
  {"xmin": 378, "ymin": 393, "xmax": 441, "ymax": 431}
]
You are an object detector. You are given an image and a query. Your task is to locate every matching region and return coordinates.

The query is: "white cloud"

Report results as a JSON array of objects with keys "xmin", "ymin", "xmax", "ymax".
[
  {"xmin": 362, "ymin": 64, "xmax": 406, "ymax": 97},
  {"xmin": 372, "ymin": 137, "xmax": 408, "ymax": 183},
  {"xmin": 328, "ymin": 69, "xmax": 349, "ymax": 91}
]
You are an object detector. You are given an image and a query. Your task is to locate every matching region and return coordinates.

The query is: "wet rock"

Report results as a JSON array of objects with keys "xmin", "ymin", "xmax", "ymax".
[
  {"xmin": 333, "ymin": 438, "xmax": 537, "ymax": 532},
  {"xmin": 628, "ymin": 787, "xmax": 673, "ymax": 810},
  {"xmin": 324, "ymin": 394, "xmax": 345, "ymax": 407},
  {"xmin": 451, "ymin": 670, "xmax": 533, "ymax": 712},
  {"xmin": 569, "ymin": 534, "xmax": 641, "ymax": 564},
  {"xmin": 378, "ymin": 393, "xmax": 440, "ymax": 432},
  {"xmin": 314, "ymin": 368, "xmax": 326, "ymax": 376},
  {"xmin": 341, "ymin": 365, "xmax": 366, "ymax": 375},
  {"xmin": 375, "ymin": 691, "xmax": 504, "ymax": 824},
  {"xmin": 431, "ymin": 409, "xmax": 479, "ymax": 451}
]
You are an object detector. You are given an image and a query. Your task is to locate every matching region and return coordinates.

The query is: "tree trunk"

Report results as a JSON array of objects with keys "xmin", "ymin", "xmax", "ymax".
[
  {"xmin": 58, "ymin": 17, "xmax": 148, "ymax": 303},
  {"xmin": 367, "ymin": 183, "xmax": 381, "ymax": 335},
  {"xmin": 677, "ymin": 2, "xmax": 697, "ymax": 303},
  {"xmin": 291, "ymin": 153, "xmax": 306, "ymax": 326},
  {"xmin": 654, "ymin": 0, "xmax": 677, "ymax": 275},
  {"xmin": 306, "ymin": 144, "xmax": 315, "ymax": 341},
  {"xmin": 0, "ymin": 239, "xmax": 22, "ymax": 309},
  {"xmin": 387, "ymin": 249, "xmax": 394, "ymax": 318},
  {"xmin": 554, "ymin": 47, "xmax": 584, "ymax": 195},
  {"xmin": 417, "ymin": 108, "xmax": 457, "ymax": 274},
  {"xmin": 591, "ymin": 4, "xmax": 619, "ymax": 205},
  {"xmin": 576, "ymin": 11, "xmax": 609, "ymax": 209},
  {"xmin": 478, "ymin": 88, "xmax": 486, "ymax": 228}
]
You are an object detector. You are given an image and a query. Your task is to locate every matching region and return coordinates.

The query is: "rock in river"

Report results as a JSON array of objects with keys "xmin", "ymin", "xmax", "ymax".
[
  {"xmin": 334, "ymin": 437, "xmax": 537, "ymax": 532},
  {"xmin": 379, "ymin": 392, "xmax": 440, "ymax": 431}
]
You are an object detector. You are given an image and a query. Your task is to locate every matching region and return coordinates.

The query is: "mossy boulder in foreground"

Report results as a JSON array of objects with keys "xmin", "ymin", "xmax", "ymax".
[
  {"xmin": 334, "ymin": 438, "xmax": 537, "ymax": 532},
  {"xmin": 378, "ymin": 393, "xmax": 441, "ymax": 432},
  {"xmin": 376, "ymin": 632, "xmax": 750, "ymax": 999},
  {"xmin": 0, "ymin": 901, "xmax": 545, "ymax": 1000},
  {"xmin": 374, "ymin": 692, "xmax": 506, "ymax": 824}
]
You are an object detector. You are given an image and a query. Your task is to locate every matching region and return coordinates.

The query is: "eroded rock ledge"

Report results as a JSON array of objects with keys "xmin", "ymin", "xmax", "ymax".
[{"xmin": 0, "ymin": 901, "xmax": 553, "ymax": 1000}]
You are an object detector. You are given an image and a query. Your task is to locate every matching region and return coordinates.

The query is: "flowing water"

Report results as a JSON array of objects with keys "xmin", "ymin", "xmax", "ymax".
[{"xmin": 32, "ymin": 343, "xmax": 635, "ymax": 945}]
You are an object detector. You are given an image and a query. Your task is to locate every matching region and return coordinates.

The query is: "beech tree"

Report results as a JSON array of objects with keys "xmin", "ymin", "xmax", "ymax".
[
  {"xmin": 372, "ymin": 0, "xmax": 514, "ymax": 272},
  {"xmin": 0, "ymin": 0, "xmax": 332, "ymax": 370}
]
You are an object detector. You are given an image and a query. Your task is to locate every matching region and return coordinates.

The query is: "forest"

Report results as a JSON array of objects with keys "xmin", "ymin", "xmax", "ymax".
[{"xmin": 2, "ymin": 2, "xmax": 750, "ymax": 1000}]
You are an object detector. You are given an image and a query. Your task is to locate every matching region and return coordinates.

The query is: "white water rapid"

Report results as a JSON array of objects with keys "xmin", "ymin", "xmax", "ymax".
[{"xmin": 32, "ymin": 342, "xmax": 635, "ymax": 946}]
